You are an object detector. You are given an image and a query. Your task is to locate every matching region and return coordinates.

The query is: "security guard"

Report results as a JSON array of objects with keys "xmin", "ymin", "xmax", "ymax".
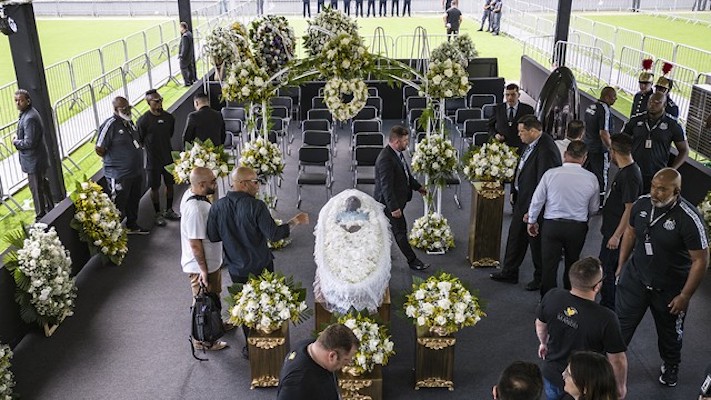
[
  {"xmin": 655, "ymin": 74, "xmax": 680, "ymax": 120},
  {"xmin": 615, "ymin": 168, "xmax": 708, "ymax": 388},
  {"xmin": 622, "ymin": 91, "xmax": 688, "ymax": 193},
  {"xmin": 630, "ymin": 65, "xmax": 654, "ymax": 117}
]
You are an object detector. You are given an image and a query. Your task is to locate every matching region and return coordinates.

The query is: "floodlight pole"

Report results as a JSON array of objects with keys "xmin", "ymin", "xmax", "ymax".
[
  {"xmin": 6, "ymin": 2, "xmax": 66, "ymax": 201},
  {"xmin": 554, "ymin": 0, "xmax": 572, "ymax": 67}
]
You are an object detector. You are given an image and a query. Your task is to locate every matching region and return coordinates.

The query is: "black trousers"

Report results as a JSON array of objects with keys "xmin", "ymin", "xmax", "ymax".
[
  {"xmin": 616, "ymin": 271, "xmax": 686, "ymax": 365},
  {"xmin": 500, "ymin": 207, "xmax": 542, "ymax": 283},
  {"xmin": 402, "ymin": 0, "xmax": 410, "ymax": 15},
  {"xmin": 367, "ymin": 0, "xmax": 376, "ymax": 15},
  {"xmin": 585, "ymin": 151, "xmax": 609, "ymax": 195},
  {"xmin": 391, "ymin": 0, "xmax": 399, "ymax": 15},
  {"xmin": 109, "ymin": 174, "xmax": 143, "ymax": 229},
  {"xmin": 385, "ymin": 207, "xmax": 417, "ymax": 263},
  {"xmin": 344, "ymin": 0, "xmax": 351, "ymax": 14},
  {"xmin": 598, "ymin": 235, "xmax": 619, "ymax": 310},
  {"xmin": 317, "ymin": 0, "xmax": 324, "ymax": 12},
  {"xmin": 540, "ymin": 219, "xmax": 588, "ymax": 297},
  {"xmin": 27, "ymin": 170, "xmax": 54, "ymax": 218},
  {"xmin": 379, "ymin": 0, "xmax": 387, "ymax": 15},
  {"xmin": 330, "ymin": 0, "xmax": 338, "ymax": 9},
  {"xmin": 355, "ymin": 0, "xmax": 364, "ymax": 15},
  {"xmin": 230, "ymin": 261, "xmax": 275, "ymax": 344},
  {"xmin": 179, "ymin": 60, "xmax": 196, "ymax": 85},
  {"xmin": 303, "ymin": 1, "xmax": 311, "ymax": 16}
]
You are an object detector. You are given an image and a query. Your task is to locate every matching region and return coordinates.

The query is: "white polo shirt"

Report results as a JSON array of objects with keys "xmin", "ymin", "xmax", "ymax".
[{"xmin": 180, "ymin": 189, "xmax": 223, "ymax": 274}]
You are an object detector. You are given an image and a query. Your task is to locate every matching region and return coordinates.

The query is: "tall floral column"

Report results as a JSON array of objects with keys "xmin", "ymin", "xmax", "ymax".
[
  {"xmin": 227, "ymin": 271, "xmax": 310, "ymax": 389},
  {"xmin": 461, "ymin": 141, "xmax": 519, "ymax": 267},
  {"xmin": 404, "ymin": 272, "xmax": 486, "ymax": 390}
]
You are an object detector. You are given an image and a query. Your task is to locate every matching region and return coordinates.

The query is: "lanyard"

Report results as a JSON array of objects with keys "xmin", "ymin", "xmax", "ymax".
[
  {"xmin": 646, "ymin": 200, "xmax": 677, "ymax": 240},
  {"xmin": 644, "ymin": 117, "xmax": 663, "ymax": 140}
]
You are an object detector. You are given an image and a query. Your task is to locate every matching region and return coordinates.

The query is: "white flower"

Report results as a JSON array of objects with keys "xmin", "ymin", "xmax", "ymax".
[{"xmin": 444, "ymin": 68, "xmax": 453, "ymax": 77}]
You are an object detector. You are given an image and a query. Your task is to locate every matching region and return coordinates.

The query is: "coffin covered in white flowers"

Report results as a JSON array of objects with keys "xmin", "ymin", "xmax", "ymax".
[{"xmin": 314, "ymin": 189, "xmax": 391, "ymax": 314}]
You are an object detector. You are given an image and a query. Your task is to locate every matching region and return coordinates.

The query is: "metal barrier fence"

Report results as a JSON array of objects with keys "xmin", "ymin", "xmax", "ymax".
[{"xmin": 554, "ymin": 41, "xmax": 604, "ymax": 89}]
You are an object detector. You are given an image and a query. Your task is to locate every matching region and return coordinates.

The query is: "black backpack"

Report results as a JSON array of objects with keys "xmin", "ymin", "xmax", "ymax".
[{"xmin": 190, "ymin": 285, "xmax": 225, "ymax": 361}]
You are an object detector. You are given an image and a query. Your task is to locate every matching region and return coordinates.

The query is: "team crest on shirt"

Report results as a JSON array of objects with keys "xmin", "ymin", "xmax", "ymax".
[
  {"xmin": 564, "ymin": 307, "xmax": 577, "ymax": 317},
  {"xmin": 640, "ymin": 210, "xmax": 648, "ymax": 218},
  {"xmin": 637, "ymin": 121, "xmax": 644, "ymax": 126},
  {"xmin": 660, "ymin": 122, "xmax": 668, "ymax": 130},
  {"xmin": 664, "ymin": 219, "xmax": 676, "ymax": 230},
  {"xmin": 288, "ymin": 351, "xmax": 296, "ymax": 360}
]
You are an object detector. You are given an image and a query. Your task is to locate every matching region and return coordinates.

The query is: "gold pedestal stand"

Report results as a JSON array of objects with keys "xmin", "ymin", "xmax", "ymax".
[
  {"xmin": 315, "ymin": 288, "xmax": 391, "ymax": 331},
  {"xmin": 414, "ymin": 325, "xmax": 455, "ymax": 390},
  {"xmin": 247, "ymin": 323, "xmax": 289, "ymax": 389},
  {"xmin": 338, "ymin": 365, "xmax": 383, "ymax": 400},
  {"xmin": 467, "ymin": 181, "xmax": 505, "ymax": 268}
]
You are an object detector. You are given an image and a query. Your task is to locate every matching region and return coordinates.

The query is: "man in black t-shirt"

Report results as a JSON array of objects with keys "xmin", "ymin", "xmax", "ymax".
[
  {"xmin": 622, "ymin": 91, "xmax": 688, "ymax": 193},
  {"xmin": 444, "ymin": 0, "xmax": 462, "ymax": 41},
  {"xmin": 277, "ymin": 324, "xmax": 359, "ymax": 400},
  {"xmin": 137, "ymin": 89, "xmax": 179, "ymax": 227},
  {"xmin": 584, "ymin": 86, "xmax": 617, "ymax": 196},
  {"xmin": 598, "ymin": 134, "xmax": 642, "ymax": 310},
  {"xmin": 535, "ymin": 257, "xmax": 627, "ymax": 400},
  {"xmin": 616, "ymin": 168, "xmax": 708, "ymax": 388}
]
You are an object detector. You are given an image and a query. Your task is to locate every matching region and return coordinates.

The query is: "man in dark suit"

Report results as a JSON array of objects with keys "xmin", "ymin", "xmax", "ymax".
[
  {"xmin": 488, "ymin": 83, "xmax": 535, "ymax": 154},
  {"xmin": 183, "ymin": 92, "xmax": 226, "ymax": 147},
  {"xmin": 491, "ymin": 115, "xmax": 562, "ymax": 290},
  {"xmin": 374, "ymin": 125, "xmax": 429, "ymax": 271},
  {"xmin": 178, "ymin": 22, "xmax": 196, "ymax": 87}
]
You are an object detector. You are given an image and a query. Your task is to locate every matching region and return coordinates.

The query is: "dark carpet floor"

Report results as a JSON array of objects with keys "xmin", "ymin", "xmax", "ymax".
[{"xmin": 10, "ymin": 120, "xmax": 711, "ymax": 400}]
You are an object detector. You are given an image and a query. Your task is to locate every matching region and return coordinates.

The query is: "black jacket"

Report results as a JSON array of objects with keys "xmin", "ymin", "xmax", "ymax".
[
  {"xmin": 183, "ymin": 106, "xmax": 226, "ymax": 146},
  {"xmin": 374, "ymin": 145, "xmax": 422, "ymax": 211},
  {"xmin": 13, "ymin": 107, "xmax": 48, "ymax": 174},
  {"xmin": 488, "ymin": 102, "xmax": 535, "ymax": 152},
  {"xmin": 512, "ymin": 133, "xmax": 561, "ymax": 214},
  {"xmin": 179, "ymin": 31, "xmax": 194, "ymax": 62}
]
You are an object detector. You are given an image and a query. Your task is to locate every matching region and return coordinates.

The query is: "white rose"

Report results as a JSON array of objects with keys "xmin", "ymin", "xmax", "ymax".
[
  {"xmin": 417, "ymin": 316, "xmax": 426, "ymax": 326},
  {"xmin": 194, "ymin": 158, "xmax": 205, "ymax": 167},
  {"xmin": 444, "ymin": 68, "xmax": 453, "ymax": 77},
  {"xmin": 342, "ymin": 60, "xmax": 350, "ymax": 69},
  {"xmin": 435, "ymin": 315, "xmax": 447, "ymax": 325},
  {"xmin": 432, "ymin": 75, "xmax": 442, "ymax": 85},
  {"xmin": 254, "ymin": 77, "xmax": 264, "ymax": 87},
  {"xmin": 444, "ymin": 90, "xmax": 453, "ymax": 97}
]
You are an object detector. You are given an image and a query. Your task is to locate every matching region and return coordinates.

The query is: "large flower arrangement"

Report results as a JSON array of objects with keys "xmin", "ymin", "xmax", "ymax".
[
  {"xmin": 318, "ymin": 33, "xmax": 373, "ymax": 79},
  {"xmin": 227, "ymin": 270, "xmax": 309, "ymax": 333},
  {"xmin": 239, "ymin": 137, "xmax": 284, "ymax": 177},
  {"xmin": 70, "ymin": 179, "xmax": 128, "ymax": 265},
  {"xmin": 453, "ymin": 34, "xmax": 478, "ymax": 63},
  {"xmin": 426, "ymin": 59, "xmax": 470, "ymax": 99},
  {"xmin": 404, "ymin": 272, "xmax": 486, "ymax": 335},
  {"xmin": 411, "ymin": 134, "xmax": 458, "ymax": 186},
  {"xmin": 337, "ymin": 313, "xmax": 395, "ymax": 375},
  {"xmin": 462, "ymin": 141, "xmax": 518, "ymax": 182},
  {"xmin": 324, "ymin": 77, "xmax": 368, "ymax": 121},
  {"xmin": 698, "ymin": 191, "xmax": 711, "ymax": 240},
  {"xmin": 166, "ymin": 138, "xmax": 230, "ymax": 184},
  {"xmin": 222, "ymin": 58, "xmax": 274, "ymax": 104},
  {"xmin": 409, "ymin": 213, "xmax": 455, "ymax": 252},
  {"xmin": 303, "ymin": 7, "xmax": 359, "ymax": 57},
  {"xmin": 249, "ymin": 15, "xmax": 296, "ymax": 77},
  {"xmin": 0, "ymin": 344, "xmax": 15, "ymax": 400},
  {"xmin": 430, "ymin": 41, "xmax": 467, "ymax": 69},
  {"xmin": 203, "ymin": 26, "xmax": 250, "ymax": 68},
  {"xmin": 3, "ymin": 224, "xmax": 77, "ymax": 329},
  {"xmin": 268, "ymin": 219, "xmax": 291, "ymax": 250}
]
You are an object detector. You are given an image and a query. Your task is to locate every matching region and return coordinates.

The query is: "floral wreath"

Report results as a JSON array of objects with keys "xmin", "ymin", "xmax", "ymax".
[
  {"xmin": 303, "ymin": 7, "xmax": 359, "ymax": 57},
  {"xmin": 318, "ymin": 33, "xmax": 373, "ymax": 79},
  {"xmin": 452, "ymin": 34, "xmax": 478, "ymax": 63},
  {"xmin": 249, "ymin": 15, "xmax": 296, "ymax": 77},
  {"xmin": 3, "ymin": 223, "xmax": 77, "ymax": 330},
  {"xmin": 404, "ymin": 272, "xmax": 486, "ymax": 335},
  {"xmin": 462, "ymin": 140, "xmax": 518, "ymax": 183},
  {"xmin": 408, "ymin": 212, "xmax": 455, "ymax": 252},
  {"xmin": 222, "ymin": 58, "xmax": 274, "ymax": 104},
  {"xmin": 324, "ymin": 77, "xmax": 368, "ymax": 121},
  {"xmin": 166, "ymin": 138, "xmax": 230, "ymax": 184},
  {"xmin": 430, "ymin": 41, "xmax": 467, "ymax": 68},
  {"xmin": 426, "ymin": 58, "xmax": 470, "ymax": 99},
  {"xmin": 70, "ymin": 179, "xmax": 128, "ymax": 265},
  {"xmin": 0, "ymin": 344, "xmax": 15, "ymax": 399},
  {"xmin": 204, "ymin": 26, "xmax": 251, "ymax": 69},
  {"xmin": 337, "ymin": 313, "xmax": 395, "ymax": 375},
  {"xmin": 411, "ymin": 134, "xmax": 458, "ymax": 187}
]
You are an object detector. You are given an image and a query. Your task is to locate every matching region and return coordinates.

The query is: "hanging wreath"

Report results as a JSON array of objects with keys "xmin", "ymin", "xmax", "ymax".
[
  {"xmin": 249, "ymin": 15, "xmax": 296, "ymax": 77},
  {"xmin": 303, "ymin": 7, "xmax": 359, "ymax": 57},
  {"xmin": 318, "ymin": 33, "xmax": 373, "ymax": 80},
  {"xmin": 324, "ymin": 77, "xmax": 368, "ymax": 121}
]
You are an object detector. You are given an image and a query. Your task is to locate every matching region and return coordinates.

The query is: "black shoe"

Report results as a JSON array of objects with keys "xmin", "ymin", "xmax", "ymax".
[
  {"xmin": 659, "ymin": 363, "xmax": 678, "ymax": 387},
  {"xmin": 477, "ymin": 28, "xmax": 483, "ymax": 31},
  {"xmin": 490, "ymin": 272, "xmax": 518, "ymax": 284},
  {"xmin": 525, "ymin": 280, "xmax": 541, "ymax": 291},
  {"xmin": 126, "ymin": 226, "xmax": 150, "ymax": 235},
  {"xmin": 241, "ymin": 345, "xmax": 250, "ymax": 360},
  {"xmin": 408, "ymin": 258, "xmax": 430, "ymax": 271}
]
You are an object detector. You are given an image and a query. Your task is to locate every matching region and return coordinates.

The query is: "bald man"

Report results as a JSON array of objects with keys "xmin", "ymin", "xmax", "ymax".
[
  {"xmin": 616, "ymin": 168, "xmax": 708, "ymax": 388},
  {"xmin": 180, "ymin": 167, "xmax": 227, "ymax": 351},
  {"xmin": 207, "ymin": 166, "xmax": 308, "ymax": 358},
  {"xmin": 622, "ymin": 91, "xmax": 688, "ymax": 193}
]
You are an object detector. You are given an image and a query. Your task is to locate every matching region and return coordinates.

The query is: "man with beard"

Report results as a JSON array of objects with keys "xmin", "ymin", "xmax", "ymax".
[
  {"xmin": 616, "ymin": 168, "xmax": 708, "ymax": 388},
  {"xmin": 96, "ymin": 96, "xmax": 149, "ymax": 234},
  {"xmin": 623, "ymin": 91, "xmax": 688, "ymax": 193},
  {"xmin": 180, "ymin": 167, "xmax": 227, "ymax": 351}
]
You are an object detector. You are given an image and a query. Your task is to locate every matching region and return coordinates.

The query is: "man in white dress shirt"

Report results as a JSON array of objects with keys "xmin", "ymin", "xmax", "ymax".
[
  {"xmin": 554, "ymin": 119, "xmax": 584, "ymax": 161},
  {"xmin": 527, "ymin": 140, "xmax": 600, "ymax": 298}
]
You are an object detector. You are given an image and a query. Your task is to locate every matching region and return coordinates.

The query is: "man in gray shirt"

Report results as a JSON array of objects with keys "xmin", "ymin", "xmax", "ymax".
[{"xmin": 12, "ymin": 89, "xmax": 54, "ymax": 220}]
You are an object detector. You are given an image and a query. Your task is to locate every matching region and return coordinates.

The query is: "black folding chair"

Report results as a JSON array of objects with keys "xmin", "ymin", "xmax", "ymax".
[
  {"xmin": 353, "ymin": 145, "xmax": 383, "ymax": 187},
  {"xmin": 296, "ymin": 146, "xmax": 332, "ymax": 208}
]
